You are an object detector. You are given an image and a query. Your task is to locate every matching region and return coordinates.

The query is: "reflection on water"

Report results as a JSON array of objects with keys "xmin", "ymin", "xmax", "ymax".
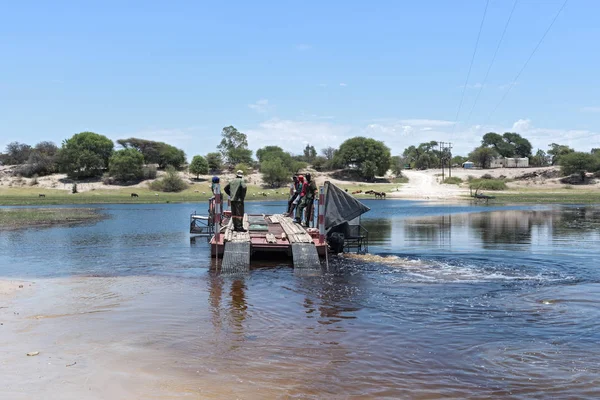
[{"xmin": 2, "ymin": 202, "xmax": 600, "ymax": 398}]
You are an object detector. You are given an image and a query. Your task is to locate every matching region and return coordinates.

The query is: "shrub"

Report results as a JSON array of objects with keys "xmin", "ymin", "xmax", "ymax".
[
  {"xmin": 469, "ymin": 179, "xmax": 507, "ymax": 191},
  {"xmin": 443, "ymin": 176, "xmax": 462, "ymax": 185},
  {"xmin": 29, "ymin": 174, "xmax": 39, "ymax": 186},
  {"xmin": 234, "ymin": 163, "xmax": 252, "ymax": 176},
  {"xmin": 559, "ymin": 152, "xmax": 600, "ymax": 177},
  {"xmin": 149, "ymin": 165, "xmax": 187, "ymax": 192},
  {"xmin": 481, "ymin": 173, "xmax": 493, "ymax": 180},
  {"xmin": 72, "ymin": 183, "xmax": 78, "ymax": 193}
]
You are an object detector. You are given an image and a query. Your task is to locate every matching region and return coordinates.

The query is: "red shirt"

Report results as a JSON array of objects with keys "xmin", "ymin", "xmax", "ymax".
[{"xmin": 300, "ymin": 181, "xmax": 308, "ymax": 196}]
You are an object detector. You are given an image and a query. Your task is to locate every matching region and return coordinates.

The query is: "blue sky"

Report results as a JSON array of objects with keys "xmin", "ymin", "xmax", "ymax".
[{"xmin": 1, "ymin": 0, "xmax": 598, "ymax": 158}]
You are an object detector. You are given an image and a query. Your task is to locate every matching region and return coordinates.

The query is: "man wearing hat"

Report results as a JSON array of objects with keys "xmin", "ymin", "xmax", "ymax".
[{"xmin": 224, "ymin": 170, "xmax": 248, "ymax": 232}]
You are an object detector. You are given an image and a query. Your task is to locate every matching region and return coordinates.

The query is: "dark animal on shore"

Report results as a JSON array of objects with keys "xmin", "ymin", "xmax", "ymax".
[
  {"xmin": 38, "ymin": 193, "xmax": 45, "ymax": 198},
  {"xmin": 364, "ymin": 190, "xmax": 375, "ymax": 195},
  {"xmin": 352, "ymin": 190, "xmax": 362, "ymax": 195},
  {"xmin": 131, "ymin": 193, "xmax": 139, "ymax": 198},
  {"xmin": 374, "ymin": 192, "xmax": 386, "ymax": 199}
]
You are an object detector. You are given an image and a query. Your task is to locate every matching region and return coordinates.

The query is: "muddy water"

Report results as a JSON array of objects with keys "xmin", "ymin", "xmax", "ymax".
[{"xmin": 1, "ymin": 201, "xmax": 600, "ymax": 399}]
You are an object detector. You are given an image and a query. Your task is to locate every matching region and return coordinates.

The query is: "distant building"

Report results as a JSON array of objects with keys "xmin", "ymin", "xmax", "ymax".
[{"xmin": 490, "ymin": 157, "xmax": 529, "ymax": 168}]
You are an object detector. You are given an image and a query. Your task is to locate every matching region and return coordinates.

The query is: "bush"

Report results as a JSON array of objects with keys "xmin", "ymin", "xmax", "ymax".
[
  {"xmin": 261, "ymin": 158, "xmax": 288, "ymax": 187},
  {"xmin": 469, "ymin": 179, "xmax": 507, "ymax": 191},
  {"xmin": 149, "ymin": 166, "xmax": 188, "ymax": 192},
  {"xmin": 29, "ymin": 174, "xmax": 39, "ymax": 186},
  {"xmin": 109, "ymin": 148, "xmax": 144, "ymax": 182},
  {"xmin": 72, "ymin": 183, "xmax": 78, "ymax": 194},
  {"xmin": 481, "ymin": 173, "xmax": 493, "ymax": 179},
  {"xmin": 559, "ymin": 152, "xmax": 600, "ymax": 177},
  {"xmin": 443, "ymin": 177, "xmax": 462, "ymax": 185}
]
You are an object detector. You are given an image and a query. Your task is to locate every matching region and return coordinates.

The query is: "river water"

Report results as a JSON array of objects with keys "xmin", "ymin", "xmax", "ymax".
[{"xmin": 1, "ymin": 200, "xmax": 600, "ymax": 399}]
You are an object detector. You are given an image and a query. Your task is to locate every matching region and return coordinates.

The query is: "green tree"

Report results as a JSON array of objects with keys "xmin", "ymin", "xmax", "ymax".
[
  {"xmin": 390, "ymin": 156, "xmax": 403, "ymax": 175},
  {"xmin": 189, "ymin": 155, "xmax": 209, "ymax": 179},
  {"xmin": 256, "ymin": 146, "xmax": 285, "ymax": 162},
  {"xmin": 311, "ymin": 156, "xmax": 328, "ymax": 171},
  {"xmin": 451, "ymin": 155, "xmax": 468, "ymax": 166},
  {"xmin": 217, "ymin": 126, "xmax": 253, "ymax": 167},
  {"xmin": 261, "ymin": 158, "xmax": 289, "ymax": 187},
  {"xmin": 530, "ymin": 149, "xmax": 549, "ymax": 167},
  {"xmin": 402, "ymin": 141, "xmax": 440, "ymax": 169},
  {"xmin": 481, "ymin": 132, "xmax": 532, "ymax": 158},
  {"xmin": 4, "ymin": 142, "xmax": 32, "ymax": 164},
  {"xmin": 303, "ymin": 144, "xmax": 317, "ymax": 163},
  {"xmin": 117, "ymin": 138, "xmax": 186, "ymax": 169},
  {"xmin": 334, "ymin": 137, "xmax": 391, "ymax": 180},
  {"xmin": 109, "ymin": 148, "xmax": 144, "ymax": 181},
  {"xmin": 321, "ymin": 146, "xmax": 336, "ymax": 160},
  {"xmin": 548, "ymin": 143, "xmax": 574, "ymax": 165},
  {"xmin": 206, "ymin": 152, "xmax": 223, "ymax": 172},
  {"xmin": 58, "ymin": 132, "xmax": 114, "ymax": 178},
  {"xmin": 469, "ymin": 146, "xmax": 498, "ymax": 169},
  {"xmin": 559, "ymin": 152, "xmax": 599, "ymax": 177}
]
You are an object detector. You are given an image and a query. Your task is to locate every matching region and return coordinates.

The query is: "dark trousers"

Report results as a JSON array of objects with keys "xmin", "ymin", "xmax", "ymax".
[
  {"xmin": 287, "ymin": 193, "xmax": 298, "ymax": 214},
  {"xmin": 231, "ymin": 201, "xmax": 244, "ymax": 230},
  {"xmin": 305, "ymin": 198, "xmax": 314, "ymax": 226}
]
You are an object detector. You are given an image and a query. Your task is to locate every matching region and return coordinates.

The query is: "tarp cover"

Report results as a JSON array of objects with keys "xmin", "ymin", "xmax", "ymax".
[{"xmin": 324, "ymin": 182, "xmax": 370, "ymax": 233}]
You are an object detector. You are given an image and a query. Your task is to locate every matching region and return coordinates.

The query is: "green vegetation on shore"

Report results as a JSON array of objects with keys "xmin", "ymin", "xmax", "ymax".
[
  {"xmin": 490, "ymin": 191, "xmax": 600, "ymax": 204},
  {"xmin": 0, "ymin": 208, "xmax": 104, "ymax": 230},
  {"xmin": 0, "ymin": 182, "xmax": 401, "ymax": 206}
]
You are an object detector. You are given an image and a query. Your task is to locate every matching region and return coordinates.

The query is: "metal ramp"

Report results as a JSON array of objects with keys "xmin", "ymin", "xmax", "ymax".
[
  {"xmin": 221, "ymin": 241, "xmax": 251, "ymax": 274},
  {"xmin": 220, "ymin": 214, "xmax": 251, "ymax": 274},
  {"xmin": 291, "ymin": 243, "xmax": 321, "ymax": 271}
]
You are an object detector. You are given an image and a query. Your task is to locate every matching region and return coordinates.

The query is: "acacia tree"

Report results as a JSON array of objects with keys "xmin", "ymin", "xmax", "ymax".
[
  {"xmin": 321, "ymin": 146, "xmax": 336, "ymax": 160},
  {"xmin": 189, "ymin": 155, "xmax": 209, "ymax": 179},
  {"xmin": 334, "ymin": 137, "xmax": 391, "ymax": 180},
  {"xmin": 217, "ymin": 126, "xmax": 253, "ymax": 167},
  {"xmin": 481, "ymin": 132, "xmax": 532, "ymax": 158},
  {"xmin": 469, "ymin": 146, "xmax": 498, "ymax": 169},
  {"xmin": 59, "ymin": 132, "xmax": 114, "ymax": 178},
  {"xmin": 117, "ymin": 138, "xmax": 186, "ymax": 169},
  {"xmin": 303, "ymin": 144, "xmax": 317, "ymax": 163}
]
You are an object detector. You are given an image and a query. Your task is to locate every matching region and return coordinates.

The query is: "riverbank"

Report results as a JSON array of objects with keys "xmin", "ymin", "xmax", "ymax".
[{"xmin": 0, "ymin": 208, "xmax": 105, "ymax": 230}]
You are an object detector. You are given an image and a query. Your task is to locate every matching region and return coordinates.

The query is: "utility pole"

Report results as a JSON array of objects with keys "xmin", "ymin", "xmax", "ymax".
[
  {"xmin": 439, "ymin": 141, "xmax": 445, "ymax": 181},
  {"xmin": 447, "ymin": 142, "xmax": 453, "ymax": 178}
]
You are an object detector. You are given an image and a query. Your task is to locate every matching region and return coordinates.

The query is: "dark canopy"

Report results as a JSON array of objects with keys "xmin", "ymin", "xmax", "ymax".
[{"xmin": 324, "ymin": 182, "xmax": 370, "ymax": 233}]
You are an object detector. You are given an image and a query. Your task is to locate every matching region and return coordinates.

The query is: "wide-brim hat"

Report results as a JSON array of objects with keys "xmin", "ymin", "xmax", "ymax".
[{"xmin": 236, "ymin": 170, "xmax": 244, "ymax": 177}]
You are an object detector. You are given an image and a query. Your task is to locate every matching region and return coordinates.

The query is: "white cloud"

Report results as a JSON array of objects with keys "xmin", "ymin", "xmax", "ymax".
[
  {"xmin": 296, "ymin": 44, "xmax": 312, "ymax": 51},
  {"xmin": 248, "ymin": 99, "xmax": 272, "ymax": 113},
  {"xmin": 512, "ymin": 118, "xmax": 532, "ymax": 132},
  {"xmin": 339, "ymin": 83, "xmax": 348, "ymax": 87},
  {"xmin": 243, "ymin": 115, "xmax": 599, "ymax": 158},
  {"xmin": 459, "ymin": 82, "xmax": 485, "ymax": 89},
  {"xmin": 245, "ymin": 118, "xmax": 356, "ymax": 152},
  {"xmin": 581, "ymin": 106, "xmax": 600, "ymax": 113}
]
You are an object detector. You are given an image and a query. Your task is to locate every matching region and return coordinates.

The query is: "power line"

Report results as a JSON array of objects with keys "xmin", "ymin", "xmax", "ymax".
[
  {"xmin": 486, "ymin": 0, "xmax": 568, "ymax": 123},
  {"xmin": 452, "ymin": 0, "xmax": 490, "ymax": 134},
  {"xmin": 464, "ymin": 0, "xmax": 518, "ymax": 126}
]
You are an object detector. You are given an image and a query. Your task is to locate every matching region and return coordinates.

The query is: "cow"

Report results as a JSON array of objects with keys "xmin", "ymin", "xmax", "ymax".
[
  {"xmin": 351, "ymin": 190, "xmax": 362, "ymax": 195},
  {"xmin": 131, "ymin": 193, "xmax": 139, "ymax": 198},
  {"xmin": 38, "ymin": 193, "xmax": 46, "ymax": 198},
  {"xmin": 374, "ymin": 191, "xmax": 386, "ymax": 199}
]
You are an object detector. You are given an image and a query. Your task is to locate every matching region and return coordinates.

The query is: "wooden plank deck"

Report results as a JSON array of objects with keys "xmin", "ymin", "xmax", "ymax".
[
  {"xmin": 223, "ymin": 214, "xmax": 250, "ymax": 243},
  {"xmin": 269, "ymin": 214, "xmax": 313, "ymax": 244}
]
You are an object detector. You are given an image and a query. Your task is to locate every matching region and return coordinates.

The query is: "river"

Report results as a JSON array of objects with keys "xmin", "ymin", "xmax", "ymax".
[{"xmin": 1, "ymin": 200, "xmax": 599, "ymax": 399}]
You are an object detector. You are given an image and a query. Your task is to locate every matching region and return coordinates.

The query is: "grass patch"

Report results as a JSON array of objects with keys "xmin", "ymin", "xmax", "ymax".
[
  {"xmin": 0, "ymin": 181, "xmax": 400, "ymax": 206},
  {"xmin": 469, "ymin": 178, "xmax": 507, "ymax": 191},
  {"xmin": 0, "ymin": 208, "xmax": 104, "ymax": 230},
  {"xmin": 391, "ymin": 176, "xmax": 409, "ymax": 184},
  {"xmin": 443, "ymin": 177, "xmax": 463, "ymax": 185}
]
